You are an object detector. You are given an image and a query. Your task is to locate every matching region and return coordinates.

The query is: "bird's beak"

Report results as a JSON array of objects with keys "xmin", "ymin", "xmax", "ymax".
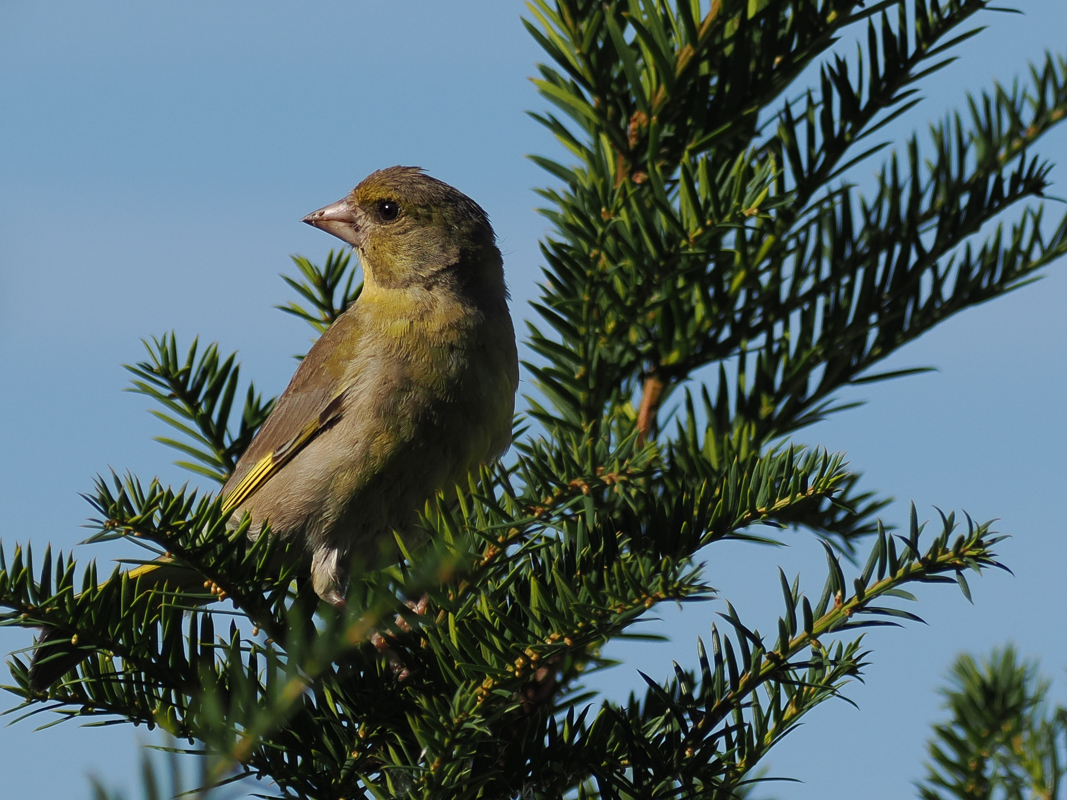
[{"xmin": 302, "ymin": 198, "xmax": 363, "ymax": 248}]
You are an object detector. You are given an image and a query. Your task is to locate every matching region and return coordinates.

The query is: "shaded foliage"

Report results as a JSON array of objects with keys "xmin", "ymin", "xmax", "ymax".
[{"xmin": 919, "ymin": 646, "xmax": 1067, "ymax": 800}]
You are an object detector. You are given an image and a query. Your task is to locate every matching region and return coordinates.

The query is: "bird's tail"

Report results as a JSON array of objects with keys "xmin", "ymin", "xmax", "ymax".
[{"xmin": 27, "ymin": 559, "xmax": 210, "ymax": 692}]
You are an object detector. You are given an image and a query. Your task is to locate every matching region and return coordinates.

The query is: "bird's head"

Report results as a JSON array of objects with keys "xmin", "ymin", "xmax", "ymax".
[{"xmin": 302, "ymin": 166, "xmax": 500, "ymax": 291}]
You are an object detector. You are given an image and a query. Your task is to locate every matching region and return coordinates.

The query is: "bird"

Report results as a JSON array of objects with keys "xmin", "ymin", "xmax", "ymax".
[{"xmin": 28, "ymin": 166, "xmax": 519, "ymax": 690}]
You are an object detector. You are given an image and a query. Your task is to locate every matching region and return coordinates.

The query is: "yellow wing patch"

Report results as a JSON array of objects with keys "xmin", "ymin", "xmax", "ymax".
[
  {"xmin": 223, "ymin": 392, "xmax": 347, "ymax": 514},
  {"xmin": 126, "ymin": 561, "xmax": 162, "ymax": 582}
]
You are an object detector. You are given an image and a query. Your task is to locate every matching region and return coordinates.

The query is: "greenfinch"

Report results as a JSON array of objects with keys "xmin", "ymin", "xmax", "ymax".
[{"xmin": 29, "ymin": 166, "xmax": 518, "ymax": 689}]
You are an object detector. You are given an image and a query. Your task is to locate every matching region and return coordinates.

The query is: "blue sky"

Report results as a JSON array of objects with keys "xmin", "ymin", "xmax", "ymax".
[{"xmin": 1, "ymin": 2, "xmax": 1066, "ymax": 797}]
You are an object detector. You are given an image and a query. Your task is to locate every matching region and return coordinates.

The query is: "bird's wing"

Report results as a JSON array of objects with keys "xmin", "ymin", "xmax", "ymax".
[
  {"xmin": 220, "ymin": 309, "xmax": 366, "ymax": 510},
  {"xmin": 30, "ymin": 313, "xmax": 368, "ymax": 691},
  {"xmin": 121, "ymin": 326, "xmax": 356, "ymax": 581},
  {"xmin": 223, "ymin": 390, "xmax": 346, "ymax": 512}
]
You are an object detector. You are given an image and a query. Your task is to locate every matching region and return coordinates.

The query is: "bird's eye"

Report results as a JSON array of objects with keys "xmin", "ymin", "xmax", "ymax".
[{"xmin": 377, "ymin": 200, "xmax": 400, "ymax": 221}]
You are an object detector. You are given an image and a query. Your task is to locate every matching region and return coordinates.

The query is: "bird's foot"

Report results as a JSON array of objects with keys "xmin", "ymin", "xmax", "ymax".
[{"xmin": 371, "ymin": 595, "xmax": 429, "ymax": 681}]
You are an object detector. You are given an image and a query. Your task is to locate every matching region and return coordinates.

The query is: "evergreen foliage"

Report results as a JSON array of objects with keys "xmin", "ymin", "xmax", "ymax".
[
  {"xmin": 4, "ymin": 2, "xmax": 1067, "ymax": 798},
  {"xmin": 919, "ymin": 646, "xmax": 1067, "ymax": 800}
]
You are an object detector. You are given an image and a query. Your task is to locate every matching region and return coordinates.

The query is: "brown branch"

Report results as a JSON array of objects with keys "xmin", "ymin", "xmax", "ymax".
[{"xmin": 636, "ymin": 373, "xmax": 666, "ymax": 444}]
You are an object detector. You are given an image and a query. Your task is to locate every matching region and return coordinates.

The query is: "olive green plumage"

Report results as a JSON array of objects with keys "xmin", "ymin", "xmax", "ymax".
[
  {"xmin": 234, "ymin": 166, "xmax": 518, "ymax": 601},
  {"xmin": 28, "ymin": 166, "xmax": 518, "ymax": 689}
]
